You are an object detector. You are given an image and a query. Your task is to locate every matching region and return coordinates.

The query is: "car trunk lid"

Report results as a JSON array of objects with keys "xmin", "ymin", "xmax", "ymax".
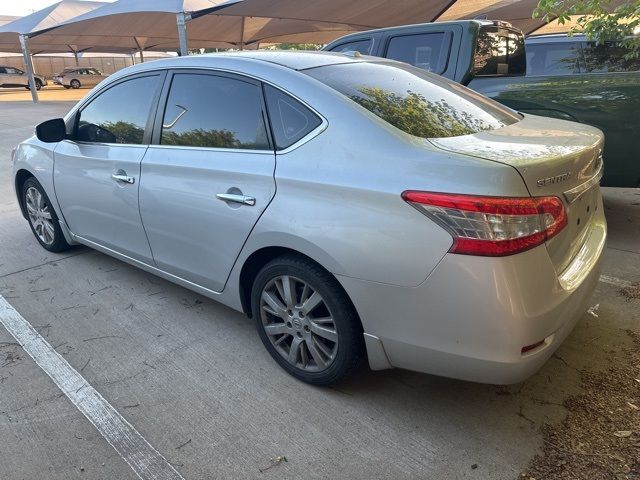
[{"xmin": 429, "ymin": 114, "xmax": 604, "ymax": 274}]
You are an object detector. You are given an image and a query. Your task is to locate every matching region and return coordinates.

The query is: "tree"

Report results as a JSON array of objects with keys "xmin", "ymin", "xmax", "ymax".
[{"xmin": 534, "ymin": 0, "xmax": 640, "ymax": 59}]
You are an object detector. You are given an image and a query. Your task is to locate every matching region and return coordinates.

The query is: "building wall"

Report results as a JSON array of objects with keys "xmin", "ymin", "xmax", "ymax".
[{"xmin": 0, "ymin": 55, "xmax": 140, "ymax": 78}]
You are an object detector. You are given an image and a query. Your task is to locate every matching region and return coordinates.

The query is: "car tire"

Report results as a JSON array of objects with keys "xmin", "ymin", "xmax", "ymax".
[
  {"xmin": 35, "ymin": 79, "xmax": 42, "ymax": 90},
  {"xmin": 22, "ymin": 177, "xmax": 70, "ymax": 253},
  {"xmin": 251, "ymin": 254, "xmax": 364, "ymax": 385},
  {"xmin": 70, "ymin": 79, "xmax": 81, "ymax": 89}
]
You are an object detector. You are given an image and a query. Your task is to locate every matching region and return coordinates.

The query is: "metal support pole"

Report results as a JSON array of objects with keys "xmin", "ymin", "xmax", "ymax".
[
  {"xmin": 19, "ymin": 34, "xmax": 38, "ymax": 103},
  {"xmin": 73, "ymin": 51, "xmax": 79, "ymax": 66},
  {"xmin": 133, "ymin": 37, "xmax": 145, "ymax": 63},
  {"xmin": 239, "ymin": 16, "xmax": 246, "ymax": 50},
  {"xmin": 176, "ymin": 12, "xmax": 189, "ymax": 56}
]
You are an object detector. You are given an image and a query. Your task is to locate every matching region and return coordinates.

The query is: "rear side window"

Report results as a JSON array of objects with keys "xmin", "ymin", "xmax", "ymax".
[
  {"xmin": 161, "ymin": 73, "xmax": 270, "ymax": 150},
  {"xmin": 329, "ymin": 39, "xmax": 372, "ymax": 55},
  {"xmin": 526, "ymin": 42, "xmax": 582, "ymax": 75},
  {"xmin": 385, "ymin": 32, "xmax": 451, "ymax": 74},
  {"xmin": 583, "ymin": 42, "xmax": 640, "ymax": 73},
  {"xmin": 304, "ymin": 62, "xmax": 520, "ymax": 139},
  {"xmin": 474, "ymin": 27, "xmax": 526, "ymax": 76},
  {"xmin": 76, "ymin": 74, "xmax": 160, "ymax": 144},
  {"xmin": 264, "ymin": 84, "xmax": 322, "ymax": 150}
]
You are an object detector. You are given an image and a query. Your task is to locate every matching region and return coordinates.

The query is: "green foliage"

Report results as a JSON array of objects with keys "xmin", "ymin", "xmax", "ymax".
[
  {"xmin": 351, "ymin": 87, "xmax": 494, "ymax": 138},
  {"xmin": 534, "ymin": 0, "xmax": 640, "ymax": 59},
  {"xmin": 100, "ymin": 121, "xmax": 144, "ymax": 144},
  {"xmin": 162, "ymin": 128, "xmax": 241, "ymax": 148}
]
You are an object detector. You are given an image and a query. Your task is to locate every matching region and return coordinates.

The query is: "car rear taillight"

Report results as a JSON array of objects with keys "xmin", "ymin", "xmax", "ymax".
[{"xmin": 401, "ymin": 191, "xmax": 567, "ymax": 257}]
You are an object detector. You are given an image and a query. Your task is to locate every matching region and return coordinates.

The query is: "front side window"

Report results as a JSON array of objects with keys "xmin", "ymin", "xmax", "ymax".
[
  {"xmin": 305, "ymin": 62, "xmax": 520, "ymax": 139},
  {"xmin": 264, "ymin": 85, "xmax": 322, "ymax": 150},
  {"xmin": 161, "ymin": 73, "xmax": 269, "ymax": 150},
  {"xmin": 330, "ymin": 39, "xmax": 373, "ymax": 55},
  {"xmin": 386, "ymin": 32, "xmax": 451, "ymax": 74},
  {"xmin": 582, "ymin": 42, "xmax": 640, "ymax": 73},
  {"xmin": 474, "ymin": 27, "xmax": 526, "ymax": 76},
  {"xmin": 526, "ymin": 42, "xmax": 582, "ymax": 76},
  {"xmin": 76, "ymin": 75, "xmax": 160, "ymax": 144}
]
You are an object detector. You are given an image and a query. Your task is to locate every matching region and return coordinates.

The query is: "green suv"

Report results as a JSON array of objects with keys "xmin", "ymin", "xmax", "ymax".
[{"xmin": 324, "ymin": 23, "xmax": 640, "ymax": 187}]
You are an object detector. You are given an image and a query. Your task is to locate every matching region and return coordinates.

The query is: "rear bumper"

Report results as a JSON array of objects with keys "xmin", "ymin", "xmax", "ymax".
[{"xmin": 339, "ymin": 198, "xmax": 606, "ymax": 384}]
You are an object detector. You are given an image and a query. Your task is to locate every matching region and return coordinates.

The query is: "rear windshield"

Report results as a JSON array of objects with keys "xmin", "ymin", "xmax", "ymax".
[
  {"xmin": 473, "ymin": 26, "xmax": 526, "ymax": 76},
  {"xmin": 304, "ymin": 61, "xmax": 520, "ymax": 139}
]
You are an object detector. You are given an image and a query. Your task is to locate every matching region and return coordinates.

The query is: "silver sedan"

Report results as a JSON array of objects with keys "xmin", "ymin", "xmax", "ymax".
[
  {"xmin": 12, "ymin": 51, "xmax": 606, "ymax": 385},
  {"xmin": 53, "ymin": 67, "xmax": 108, "ymax": 89}
]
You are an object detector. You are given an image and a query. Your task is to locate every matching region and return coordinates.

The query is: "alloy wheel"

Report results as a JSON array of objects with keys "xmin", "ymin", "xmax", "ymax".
[
  {"xmin": 260, "ymin": 275, "xmax": 339, "ymax": 372},
  {"xmin": 25, "ymin": 186, "xmax": 55, "ymax": 246}
]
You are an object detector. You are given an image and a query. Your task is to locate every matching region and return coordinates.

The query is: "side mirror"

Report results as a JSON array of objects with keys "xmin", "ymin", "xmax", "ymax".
[{"xmin": 36, "ymin": 118, "xmax": 66, "ymax": 143}]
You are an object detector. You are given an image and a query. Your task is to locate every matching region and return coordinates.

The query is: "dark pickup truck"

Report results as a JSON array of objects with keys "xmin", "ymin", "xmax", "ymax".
[{"xmin": 324, "ymin": 21, "xmax": 640, "ymax": 187}]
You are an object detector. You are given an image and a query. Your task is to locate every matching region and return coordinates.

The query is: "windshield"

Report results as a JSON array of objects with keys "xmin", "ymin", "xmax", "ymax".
[{"xmin": 304, "ymin": 61, "xmax": 520, "ymax": 139}]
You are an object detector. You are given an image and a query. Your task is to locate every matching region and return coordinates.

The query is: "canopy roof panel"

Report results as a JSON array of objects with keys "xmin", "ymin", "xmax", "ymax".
[
  {"xmin": 200, "ymin": 0, "xmax": 457, "ymax": 28},
  {"xmin": 0, "ymin": 1, "xmax": 106, "ymax": 35}
]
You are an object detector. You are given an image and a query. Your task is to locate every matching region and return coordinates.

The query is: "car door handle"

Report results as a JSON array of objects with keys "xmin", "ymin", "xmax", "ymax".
[
  {"xmin": 216, "ymin": 193, "xmax": 256, "ymax": 206},
  {"xmin": 111, "ymin": 173, "xmax": 135, "ymax": 184}
]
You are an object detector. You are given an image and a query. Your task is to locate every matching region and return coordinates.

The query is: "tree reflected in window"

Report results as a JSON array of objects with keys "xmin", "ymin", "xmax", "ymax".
[
  {"xmin": 160, "ymin": 73, "xmax": 270, "ymax": 150},
  {"xmin": 305, "ymin": 61, "xmax": 519, "ymax": 139},
  {"xmin": 351, "ymin": 87, "xmax": 496, "ymax": 138},
  {"xmin": 162, "ymin": 128, "xmax": 242, "ymax": 149}
]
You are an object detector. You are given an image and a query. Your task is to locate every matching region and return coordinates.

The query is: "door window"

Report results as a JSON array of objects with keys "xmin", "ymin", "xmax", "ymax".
[
  {"xmin": 526, "ymin": 42, "xmax": 582, "ymax": 75},
  {"xmin": 161, "ymin": 73, "xmax": 270, "ymax": 150},
  {"xmin": 329, "ymin": 39, "xmax": 373, "ymax": 55},
  {"xmin": 386, "ymin": 32, "xmax": 451, "ymax": 74},
  {"xmin": 582, "ymin": 42, "xmax": 640, "ymax": 73},
  {"xmin": 263, "ymin": 85, "xmax": 322, "ymax": 150},
  {"xmin": 75, "ymin": 74, "xmax": 161, "ymax": 144}
]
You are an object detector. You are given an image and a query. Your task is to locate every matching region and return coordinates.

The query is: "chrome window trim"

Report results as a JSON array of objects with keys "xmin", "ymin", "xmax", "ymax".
[
  {"xmin": 276, "ymin": 121, "xmax": 328, "ymax": 155},
  {"xmin": 147, "ymin": 144, "xmax": 275, "ymax": 155},
  {"xmin": 60, "ymin": 139, "xmax": 148, "ymax": 149}
]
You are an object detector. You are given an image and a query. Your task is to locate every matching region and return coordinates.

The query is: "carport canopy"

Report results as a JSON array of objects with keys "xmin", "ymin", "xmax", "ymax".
[{"xmin": 0, "ymin": 0, "xmax": 109, "ymax": 102}]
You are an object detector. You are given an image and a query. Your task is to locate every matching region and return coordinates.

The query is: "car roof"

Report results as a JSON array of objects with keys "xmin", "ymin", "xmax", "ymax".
[
  {"xmin": 116, "ymin": 50, "xmax": 376, "ymax": 76},
  {"xmin": 193, "ymin": 50, "xmax": 373, "ymax": 70}
]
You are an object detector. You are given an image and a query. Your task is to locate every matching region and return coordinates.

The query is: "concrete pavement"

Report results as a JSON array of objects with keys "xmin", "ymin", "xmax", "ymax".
[{"xmin": 0, "ymin": 99, "xmax": 638, "ymax": 480}]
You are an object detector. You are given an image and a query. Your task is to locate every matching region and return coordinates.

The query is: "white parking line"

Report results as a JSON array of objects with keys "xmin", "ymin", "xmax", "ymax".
[
  {"xmin": 0, "ymin": 294, "xmax": 185, "ymax": 480},
  {"xmin": 599, "ymin": 274, "xmax": 633, "ymax": 288}
]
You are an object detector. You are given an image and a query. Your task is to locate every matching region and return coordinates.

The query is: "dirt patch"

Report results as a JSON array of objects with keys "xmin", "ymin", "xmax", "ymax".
[
  {"xmin": 621, "ymin": 283, "xmax": 640, "ymax": 301},
  {"xmin": 520, "ymin": 331, "xmax": 640, "ymax": 480}
]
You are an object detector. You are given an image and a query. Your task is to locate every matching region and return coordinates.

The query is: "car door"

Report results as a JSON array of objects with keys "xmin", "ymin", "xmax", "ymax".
[
  {"xmin": 53, "ymin": 72, "xmax": 166, "ymax": 263},
  {"xmin": 91, "ymin": 69, "xmax": 107, "ymax": 86},
  {"xmin": 5, "ymin": 67, "xmax": 25, "ymax": 86},
  {"xmin": 84, "ymin": 69, "xmax": 97, "ymax": 86},
  {"xmin": 139, "ymin": 70, "xmax": 276, "ymax": 292}
]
